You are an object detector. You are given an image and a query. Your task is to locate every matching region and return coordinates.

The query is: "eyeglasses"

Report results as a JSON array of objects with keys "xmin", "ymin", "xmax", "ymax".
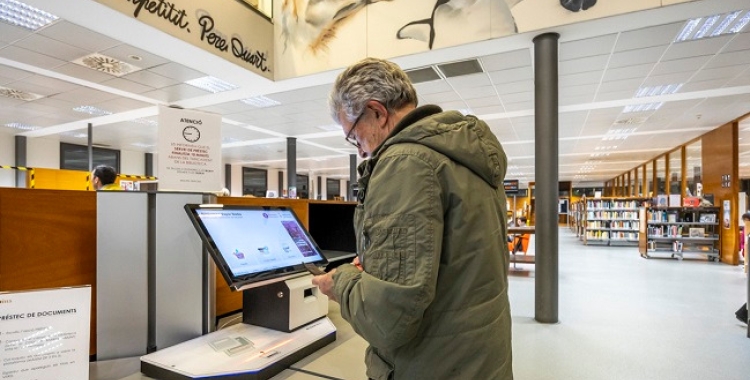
[{"xmin": 344, "ymin": 111, "xmax": 364, "ymax": 148}]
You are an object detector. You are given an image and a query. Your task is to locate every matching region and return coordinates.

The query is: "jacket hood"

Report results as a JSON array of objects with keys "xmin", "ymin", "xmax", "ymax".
[{"xmin": 377, "ymin": 105, "xmax": 507, "ymax": 188}]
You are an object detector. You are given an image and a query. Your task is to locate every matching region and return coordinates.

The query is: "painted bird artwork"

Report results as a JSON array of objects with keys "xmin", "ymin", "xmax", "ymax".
[
  {"xmin": 396, "ymin": 0, "xmax": 525, "ymax": 50},
  {"xmin": 280, "ymin": 0, "xmax": 393, "ymax": 55}
]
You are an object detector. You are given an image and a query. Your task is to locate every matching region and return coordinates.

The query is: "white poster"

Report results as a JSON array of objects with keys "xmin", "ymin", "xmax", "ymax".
[
  {"xmin": 158, "ymin": 106, "xmax": 222, "ymax": 192},
  {"xmin": 0, "ymin": 286, "xmax": 91, "ymax": 380}
]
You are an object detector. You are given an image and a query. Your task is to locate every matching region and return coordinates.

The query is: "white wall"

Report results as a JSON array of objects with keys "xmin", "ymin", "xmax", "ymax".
[
  {"xmin": 230, "ymin": 163, "xmax": 242, "ymax": 196},
  {"xmin": 27, "ymin": 137, "xmax": 60, "ymax": 169},
  {"xmin": 120, "ymin": 149, "xmax": 145, "ymax": 176},
  {"xmin": 0, "ymin": 133, "xmax": 14, "ymax": 188}
]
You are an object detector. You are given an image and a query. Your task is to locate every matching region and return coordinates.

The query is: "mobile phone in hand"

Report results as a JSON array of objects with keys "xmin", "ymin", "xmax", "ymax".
[{"xmin": 304, "ymin": 262, "xmax": 326, "ymax": 276}]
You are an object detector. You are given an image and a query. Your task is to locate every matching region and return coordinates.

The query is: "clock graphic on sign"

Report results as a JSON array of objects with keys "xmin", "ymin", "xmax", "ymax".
[{"xmin": 183, "ymin": 126, "xmax": 200, "ymax": 142}]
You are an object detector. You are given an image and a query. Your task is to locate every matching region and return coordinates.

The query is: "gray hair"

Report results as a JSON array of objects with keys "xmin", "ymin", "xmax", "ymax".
[{"xmin": 328, "ymin": 57, "xmax": 418, "ymax": 125}]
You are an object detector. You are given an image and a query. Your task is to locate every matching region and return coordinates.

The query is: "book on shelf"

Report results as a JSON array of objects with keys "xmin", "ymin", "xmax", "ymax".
[
  {"xmin": 699, "ymin": 214, "xmax": 716, "ymax": 223},
  {"xmin": 689, "ymin": 227, "xmax": 705, "ymax": 238}
]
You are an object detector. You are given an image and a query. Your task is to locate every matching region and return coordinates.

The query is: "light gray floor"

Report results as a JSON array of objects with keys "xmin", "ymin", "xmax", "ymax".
[{"xmin": 92, "ymin": 227, "xmax": 750, "ymax": 379}]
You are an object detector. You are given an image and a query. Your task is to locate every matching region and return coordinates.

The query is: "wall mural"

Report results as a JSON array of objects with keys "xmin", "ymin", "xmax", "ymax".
[{"xmin": 274, "ymin": 0, "xmax": 688, "ymax": 80}]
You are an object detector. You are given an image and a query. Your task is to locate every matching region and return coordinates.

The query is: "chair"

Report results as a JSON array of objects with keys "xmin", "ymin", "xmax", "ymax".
[{"xmin": 507, "ymin": 234, "xmax": 533, "ymax": 272}]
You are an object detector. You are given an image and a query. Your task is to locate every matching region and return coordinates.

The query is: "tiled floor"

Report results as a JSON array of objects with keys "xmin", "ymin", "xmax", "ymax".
[{"xmin": 92, "ymin": 227, "xmax": 750, "ymax": 379}]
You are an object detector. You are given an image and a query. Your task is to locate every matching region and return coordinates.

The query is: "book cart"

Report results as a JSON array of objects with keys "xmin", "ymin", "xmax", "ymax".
[{"xmin": 638, "ymin": 206, "xmax": 721, "ymax": 261}]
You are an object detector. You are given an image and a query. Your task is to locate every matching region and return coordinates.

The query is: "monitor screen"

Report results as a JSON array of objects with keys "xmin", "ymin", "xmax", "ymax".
[{"xmin": 185, "ymin": 204, "xmax": 328, "ymax": 291}]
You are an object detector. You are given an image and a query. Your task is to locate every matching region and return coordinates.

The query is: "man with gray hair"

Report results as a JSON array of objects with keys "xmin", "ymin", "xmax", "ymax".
[{"xmin": 312, "ymin": 57, "xmax": 513, "ymax": 379}]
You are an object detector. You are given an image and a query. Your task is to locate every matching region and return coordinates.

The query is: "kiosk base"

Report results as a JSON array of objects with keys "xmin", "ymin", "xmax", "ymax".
[{"xmin": 140, "ymin": 318, "xmax": 336, "ymax": 380}]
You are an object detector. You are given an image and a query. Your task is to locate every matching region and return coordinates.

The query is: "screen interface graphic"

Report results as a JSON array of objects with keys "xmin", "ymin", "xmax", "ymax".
[{"xmin": 195, "ymin": 208, "xmax": 323, "ymax": 276}]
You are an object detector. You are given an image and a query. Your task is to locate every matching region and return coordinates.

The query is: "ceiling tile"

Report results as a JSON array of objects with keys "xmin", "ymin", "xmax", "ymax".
[
  {"xmin": 597, "ymin": 78, "xmax": 642, "ymax": 94},
  {"xmin": 480, "ymin": 49, "xmax": 532, "ymax": 71},
  {"xmin": 50, "ymin": 87, "xmax": 119, "ymax": 105},
  {"xmin": 121, "ymin": 70, "xmax": 180, "ymax": 88},
  {"xmin": 0, "ymin": 64, "xmax": 34, "ymax": 81},
  {"xmin": 608, "ymin": 45, "xmax": 668, "ymax": 69},
  {"xmin": 38, "ymin": 21, "xmax": 119, "ymax": 52},
  {"xmin": 0, "ymin": 22, "xmax": 32, "ymax": 44},
  {"xmin": 641, "ymin": 71, "xmax": 693, "ymax": 87},
  {"xmin": 690, "ymin": 65, "xmax": 747, "ymax": 83},
  {"xmin": 615, "ymin": 22, "xmax": 683, "ymax": 52},
  {"xmin": 456, "ymin": 85, "xmax": 497, "ymax": 100},
  {"xmin": 495, "ymin": 80, "xmax": 533, "ymax": 95},
  {"xmin": 0, "ymin": 45, "xmax": 66, "ymax": 69},
  {"xmin": 414, "ymin": 80, "xmax": 452, "ymax": 94},
  {"xmin": 15, "ymin": 74, "xmax": 80, "ymax": 93},
  {"xmin": 99, "ymin": 44, "xmax": 170, "ymax": 69},
  {"xmin": 560, "ymin": 34, "xmax": 617, "ymax": 61},
  {"xmin": 703, "ymin": 49, "xmax": 750, "ymax": 70},
  {"xmin": 100, "ymin": 77, "xmax": 156, "ymax": 94},
  {"xmin": 650, "ymin": 55, "xmax": 711, "ymax": 76},
  {"xmin": 559, "ymin": 54, "xmax": 609, "ymax": 75},
  {"xmin": 140, "ymin": 83, "xmax": 208, "ymax": 103},
  {"xmin": 560, "ymin": 70, "xmax": 603, "ymax": 87},
  {"xmin": 148, "ymin": 62, "xmax": 206, "ymax": 82},
  {"xmin": 13, "ymin": 34, "xmax": 89, "ymax": 62},
  {"xmin": 602, "ymin": 63, "xmax": 655, "ymax": 82},
  {"xmin": 488, "ymin": 66, "xmax": 534, "ymax": 84},
  {"xmin": 465, "ymin": 96, "xmax": 501, "ymax": 109}
]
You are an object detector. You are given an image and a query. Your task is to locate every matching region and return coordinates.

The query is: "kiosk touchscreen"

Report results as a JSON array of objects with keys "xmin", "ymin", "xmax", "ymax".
[
  {"xmin": 140, "ymin": 204, "xmax": 336, "ymax": 380},
  {"xmin": 184, "ymin": 204, "xmax": 329, "ymax": 291}
]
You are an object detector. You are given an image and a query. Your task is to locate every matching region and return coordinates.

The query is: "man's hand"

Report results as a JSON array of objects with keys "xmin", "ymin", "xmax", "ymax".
[{"xmin": 312, "ymin": 268, "xmax": 337, "ymax": 303}]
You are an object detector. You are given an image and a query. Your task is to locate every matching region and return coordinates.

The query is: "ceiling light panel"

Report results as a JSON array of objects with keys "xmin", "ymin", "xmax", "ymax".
[
  {"xmin": 674, "ymin": 10, "xmax": 750, "ymax": 42},
  {"xmin": 240, "ymin": 95, "xmax": 281, "ymax": 108},
  {"xmin": 73, "ymin": 105, "xmax": 112, "ymax": 116},
  {"xmin": 4, "ymin": 122, "xmax": 39, "ymax": 130},
  {"xmin": 185, "ymin": 76, "xmax": 238, "ymax": 93},
  {"xmin": 0, "ymin": 0, "xmax": 58, "ymax": 31}
]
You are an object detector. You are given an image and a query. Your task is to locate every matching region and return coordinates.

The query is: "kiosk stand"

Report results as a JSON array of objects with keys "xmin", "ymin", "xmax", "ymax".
[
  {"xmin": 140, "ymin": 273, "xmax": 335, "ymax": 380},
  {"xmin": 140, "ymin": 204, "xmax": 337, "ymax": 379}
]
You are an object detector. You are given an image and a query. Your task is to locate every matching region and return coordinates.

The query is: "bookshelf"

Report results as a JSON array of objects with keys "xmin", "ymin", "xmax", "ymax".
[
  {"xmin": 639, "ymin": 206, "xmax": 721, "ymax": 261},
  {"xmin": 581, "ymin": 197, "xmax": 644, "ymax": 246}
]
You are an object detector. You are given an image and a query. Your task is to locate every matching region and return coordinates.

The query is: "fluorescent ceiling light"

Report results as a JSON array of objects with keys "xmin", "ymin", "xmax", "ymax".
[
  {"xmin": 623, "ymin": 102, "xmax": 663, "ymax": 113},
  {"xmin": 132, "ymin": 118, "xmax": 157, "ymax": 127},
  {"xmin": 186, "ymin": 76, "xmax": 238, "ymax": 93},
  {"xmin": 73, "ymin": 105, "xmax": 112, "ymax": 116},
  {"xmin": 0, "ymin": 0, "xmax": 58, "ymax": 31},
  {"xmin": 4, "ymin": 122, "xmax": 39, "ymax": 130},
  {"xmin": 635, "ymin": 84, "xmax": 683, "ymax": 98},
  {"xmin": 674, "ymin": 10, "xmax": 749, "ymax": 42},
  {"xmin": 240, "ymin": 95, "xmax": 281, "ymax": 108},
  {"xmin": 130, "ymin": 142, "xmax": 154, "ymax": 148}
]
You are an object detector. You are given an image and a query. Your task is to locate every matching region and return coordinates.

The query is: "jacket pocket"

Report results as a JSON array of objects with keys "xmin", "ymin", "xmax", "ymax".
[
  {"xmin": 365, "ymin": 216, "xmax": 416, "ymax": 285},
  {"xmin": 365, "ymin": 347, "xmax": 394, "ymax": 380}
]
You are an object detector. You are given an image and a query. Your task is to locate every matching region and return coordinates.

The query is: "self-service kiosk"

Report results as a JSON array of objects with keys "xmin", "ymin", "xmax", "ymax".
[{"xmin": 140, "ymin": 204, "xmax": 337, "ymax": 380}]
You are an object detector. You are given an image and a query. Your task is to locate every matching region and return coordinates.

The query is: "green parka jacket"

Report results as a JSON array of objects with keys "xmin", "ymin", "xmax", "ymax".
[{"xmin": 332, "ymin": 105, "xmax": 513, "ymax": 379}]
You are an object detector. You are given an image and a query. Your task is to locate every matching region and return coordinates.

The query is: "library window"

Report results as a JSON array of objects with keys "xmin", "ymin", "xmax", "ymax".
[
  {"xmin": 326, "ymin": 179, "xmax": 340, "ymax": 200},
  {"xmin": 60, "ymin": 143, "xmax": 120, "ymax": 172},
  {"xmin": 243, "ymin": 167, "xmax": 267, "ymax": 197}
]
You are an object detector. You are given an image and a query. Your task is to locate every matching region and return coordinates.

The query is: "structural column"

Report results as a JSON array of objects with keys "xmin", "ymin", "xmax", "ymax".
[
  {"xmin": 349, "ymin": 154, "xmax": 357, "ymax": 201},
  {"xmin": 534, "ymin": 32, "xmax": 560, "ymax": 324},
  {"xmin": 88, "ymin": 122, "xmax": 93, "ymax": 171},
  {"xmin": 14, "ymin": 136, "xmax": 26, "ymax": 188},
  {"xmin": 287, "ymin": 137, "xmax": 297, "ymax": 197}
]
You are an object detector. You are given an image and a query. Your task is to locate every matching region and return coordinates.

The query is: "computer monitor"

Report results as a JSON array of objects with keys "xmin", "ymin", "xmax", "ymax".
[{"xmin": 184, "ymin": 204, "xmax": 328, "ymax": 291}]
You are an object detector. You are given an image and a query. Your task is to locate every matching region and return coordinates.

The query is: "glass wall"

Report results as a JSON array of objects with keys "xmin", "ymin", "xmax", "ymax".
[
  {"xmin": 656, "ymin": 156, "xmax": 666, "ymax": 195},
  {"xmin": 686, "ymin": 141, "xmax": 702, "ymax": 197},
  {"xmin": 242, "ymin": 167, "xmax": 267, "ymax": 196},
  {"xmin": 668, "ymin": 149, "xmax": 682, "ymax": 196},
  {"xmin": 645, "ymin": 163, "xmax": 653, "ymax": 197}
]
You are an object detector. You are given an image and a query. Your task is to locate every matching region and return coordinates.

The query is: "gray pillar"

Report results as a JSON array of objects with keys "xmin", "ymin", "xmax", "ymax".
[
  {"xmin": 224, "ymin": 164, "xmax": 232, "ymax": 192},
  {"xmin": 534, "ymin": 32, "xmax": 560, "ymax": 324},
  {"xmin": 145, "ymin": 153, "xmax": 154, "ymax": 177},
  {"xmin": 277, "ymin": 172, "xmax": 283, "ymax": 197},
  {"xmin": 317, "ymin": 176, "xmax": 322, "ymax": 200},
  {"xmin": 14, "ymin": 136, "xmax": 26, "ymax": 188},
  {"xmin": 88, "ymin": 123, "xmax": 93, "ymax": 171},
  {"xmin": 287, "ymin": 137, "xmax": 297, "ymax": 197},
  {"xmin": 349, "ymin": 154, "xmax": 357, "ymax": 201}
]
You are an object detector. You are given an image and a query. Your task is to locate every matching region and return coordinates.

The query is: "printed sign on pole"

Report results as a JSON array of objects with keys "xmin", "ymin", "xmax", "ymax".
[
  {"xmin": 158, "ymin": 106, "xmax": 222, "ymax": 192},
  {"xmin": 0, "ymin": 286, "xmax": 91, "ymax": 380}
]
